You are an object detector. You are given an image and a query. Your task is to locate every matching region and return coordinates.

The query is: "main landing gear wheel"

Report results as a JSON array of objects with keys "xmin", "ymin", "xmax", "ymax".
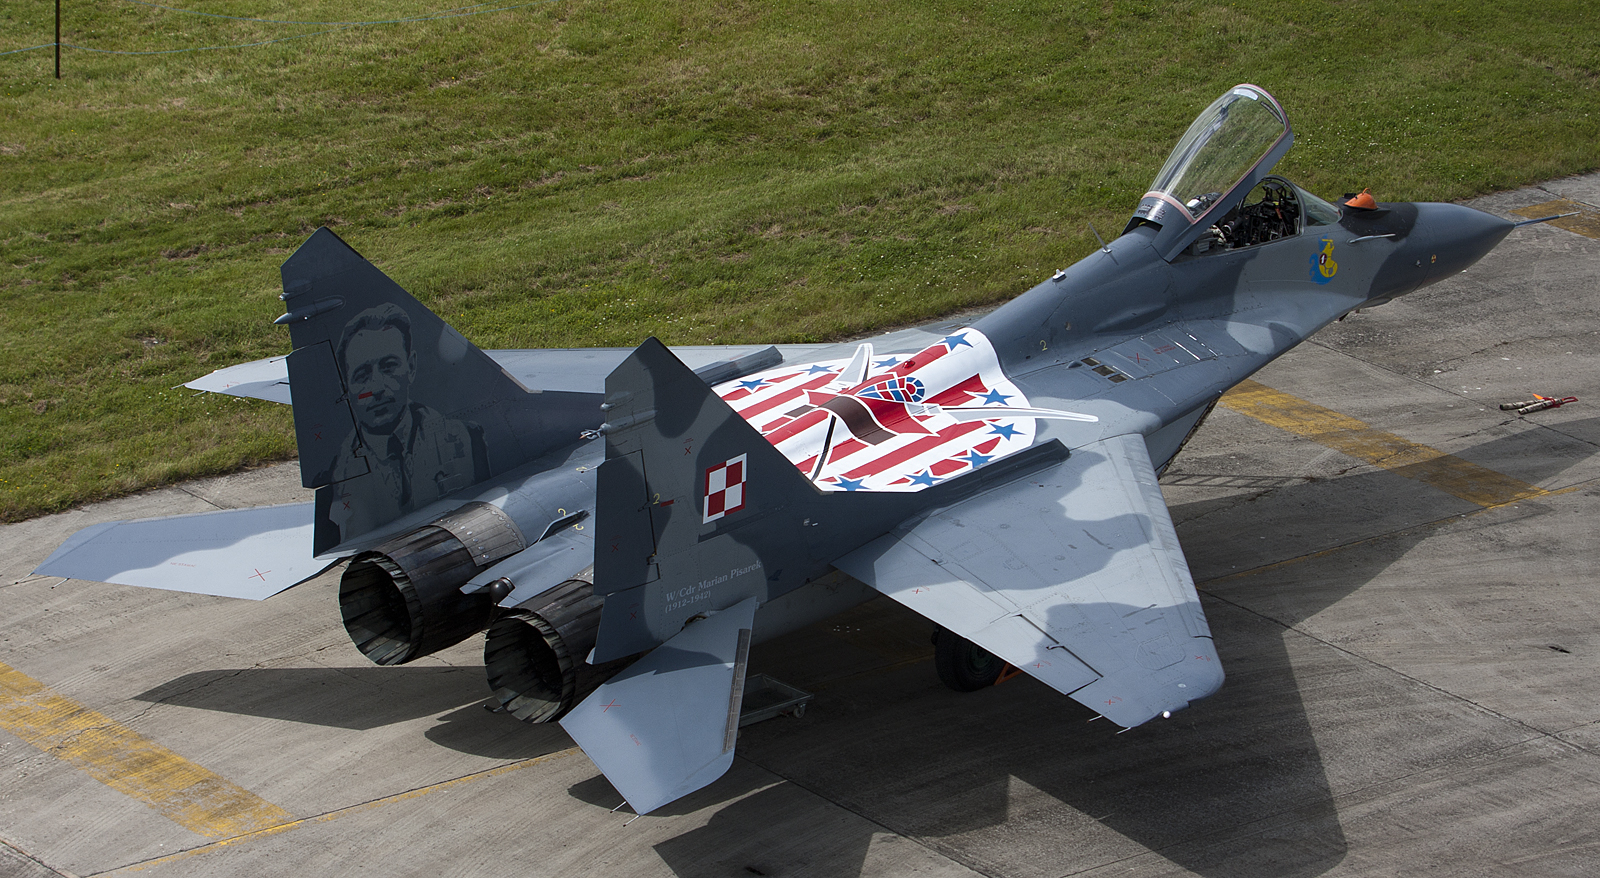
[{"xmin": 932, "ymin": 627, "xmax": 1003, "ymax": 691}]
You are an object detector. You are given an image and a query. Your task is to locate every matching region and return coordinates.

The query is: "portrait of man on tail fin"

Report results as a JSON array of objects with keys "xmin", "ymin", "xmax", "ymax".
[{"xmin": 321, "ymin": 303, "xmax": 490, "ymax": 542}]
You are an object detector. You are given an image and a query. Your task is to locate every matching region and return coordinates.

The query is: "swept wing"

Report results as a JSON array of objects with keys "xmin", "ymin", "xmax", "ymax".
[{"xmin": 834, "ymin": 432, "xmax": 1221, "ymax": 728}]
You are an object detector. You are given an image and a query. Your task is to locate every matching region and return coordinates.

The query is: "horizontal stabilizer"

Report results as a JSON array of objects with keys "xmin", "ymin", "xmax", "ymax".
[
  {"xmin": 836, "ymin": 432, "xmax": 1222, "ymax": 728},
  {"xmin": 560, "ymin": 597, "xmax": 758, "ymax": 815},
  {"xmin": 33, "ymin": 503, "xmax": 330, "ymax": 600},
  {"xmin": 184, "ymin": 355, "xmax": 292, "ymax": 404}
]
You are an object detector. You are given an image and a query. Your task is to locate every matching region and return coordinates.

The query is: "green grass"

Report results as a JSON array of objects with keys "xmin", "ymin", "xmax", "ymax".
[{"xmin": 2, "ymin": 0, "xmax": 1597, "ymax": 521}]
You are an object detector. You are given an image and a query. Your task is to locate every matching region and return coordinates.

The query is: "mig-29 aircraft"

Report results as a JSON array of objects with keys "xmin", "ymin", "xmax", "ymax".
[{"xmin": 36, "ymin": 85, "xmax": 1523, "ymax": 814}]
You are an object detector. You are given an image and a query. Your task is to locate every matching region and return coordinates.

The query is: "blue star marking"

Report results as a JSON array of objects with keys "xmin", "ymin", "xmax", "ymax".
[
  {"xmin": 958, "ymin": 450, "xmax": 993, "ymax": 468},
  {"xmin": 906, "ymin": 469, "xmax": 941, "ymax": 487},
  {"xmin": 977, "ymin": 388, "xmax": 1012, "ymax": 405},
  {"xmin": 987, "ymin": 422, "xmax": 1021, "ymax": 439},
  {"xmin": 805, "ymin": 364, "xmax": 836, "ymax": 375},
  {"xmin": 873, "ymin": 357, "xmax": 900, "ymax": 369},
  {"xmin": 737, "ymin": 378, "xmax": 768, "ymax": 390},
  {"xmin": 831, "ymin": 476, "xmax": 867, "ymax": 492},
  {"xmin": 943, "ymin": 332, "xmax": 974, "ymax": 350}
]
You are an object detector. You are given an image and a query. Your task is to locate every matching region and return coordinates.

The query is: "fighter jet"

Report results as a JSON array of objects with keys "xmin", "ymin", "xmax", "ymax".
[{"xmin": 35, "ymin": 84, "xmax": 1522, "ymax": 815}]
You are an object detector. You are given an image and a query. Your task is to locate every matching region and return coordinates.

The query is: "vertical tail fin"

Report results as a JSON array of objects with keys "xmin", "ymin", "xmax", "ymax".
[
  {"xmin": 586, "ymin": 337, "xmax": 1073, "ymax": 661},
  {"xmin": 278, "ymin": 228, "xmax": 600, "ymax": 554},
  {"xmin": 587, "ymin": 338, "xmax": 919, "ymax": 660}
]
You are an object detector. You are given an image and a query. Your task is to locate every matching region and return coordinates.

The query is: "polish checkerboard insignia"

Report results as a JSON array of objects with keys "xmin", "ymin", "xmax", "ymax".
[{"xmin": 703, "ymin": 454, "xmax": 747, "ymax": 523}]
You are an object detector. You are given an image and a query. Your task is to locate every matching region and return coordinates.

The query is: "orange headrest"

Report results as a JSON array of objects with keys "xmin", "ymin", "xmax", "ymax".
[{"xmin": 1345, "ymin": 189, "xmax": 1377, "ymax": 210}]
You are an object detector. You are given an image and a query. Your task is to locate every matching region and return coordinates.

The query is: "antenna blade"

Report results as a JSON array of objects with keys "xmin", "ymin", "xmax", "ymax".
[{"xmin": 1088, "ymin": 221, "xmax": 1110, "ymax": 252}]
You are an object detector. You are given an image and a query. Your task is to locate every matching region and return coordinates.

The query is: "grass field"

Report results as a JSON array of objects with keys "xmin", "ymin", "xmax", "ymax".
[{"xmin": 1, "ymin": 0, "xmax": 1597, "ymax": 522}]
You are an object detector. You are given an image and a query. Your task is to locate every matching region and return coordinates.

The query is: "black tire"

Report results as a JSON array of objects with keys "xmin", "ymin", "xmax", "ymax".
[{"xmin": 933, "ymin": 627, "xmax": 1003, "ymax": 691}]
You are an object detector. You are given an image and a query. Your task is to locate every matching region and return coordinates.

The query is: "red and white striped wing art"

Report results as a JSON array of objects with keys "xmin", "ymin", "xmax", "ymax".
[{"xmin": 713, "ymin": 329, "xmax": 1037, "ymax": 492}]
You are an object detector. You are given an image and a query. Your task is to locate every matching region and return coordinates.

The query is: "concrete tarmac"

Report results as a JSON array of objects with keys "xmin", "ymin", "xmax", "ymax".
[{"xmin": 3, "ymin": 175, "xmax": 1598, "ymax": 878}]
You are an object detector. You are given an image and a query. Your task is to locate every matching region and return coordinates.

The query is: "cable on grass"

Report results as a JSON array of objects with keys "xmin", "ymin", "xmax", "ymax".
[
  {"xmin": 1, "ymin": 0, "xmax": 564, "ymax": 58},
  {"xmin": 1, "ymin": 44, "xmax": 60, "ymax": 57},
  {"xmin": 60, "ymin": 28, "xmax": 356, "ymax": 55},
  {"xmin": 115, "ymin": 0, "xmax": 513, "ymax": 26}
]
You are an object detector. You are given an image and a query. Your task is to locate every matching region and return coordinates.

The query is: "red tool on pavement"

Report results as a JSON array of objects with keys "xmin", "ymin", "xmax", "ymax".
[{"xmin": 1501, "ymin": 394, "xmax": 1578, "ymax": 414}]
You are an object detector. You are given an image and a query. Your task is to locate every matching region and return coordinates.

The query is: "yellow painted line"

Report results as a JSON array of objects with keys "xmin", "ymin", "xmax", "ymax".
[
  {"xmin": 0, "ymin": 661, "xmax": 293, "ymax": 839},
  {"xmin": 106, "ymin": 748, "xmax": 581, "ymax": 875},
  {"xmin": 1220, "ymin": 380, "xmax": 1548, "ymax": 507},
  {"xmin": 1513, "ymin": 198, "xmax": 1600, "ymax": 240}
]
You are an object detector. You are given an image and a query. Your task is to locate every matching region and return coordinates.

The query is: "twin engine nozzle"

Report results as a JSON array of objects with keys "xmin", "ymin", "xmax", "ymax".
[
  {"xmin": 336, "ymin": 500, "xmax": 613, "ymax": 723},
  {"xmin": 483, "ymin": 577, "xmax": 621, "ymax": 723}
]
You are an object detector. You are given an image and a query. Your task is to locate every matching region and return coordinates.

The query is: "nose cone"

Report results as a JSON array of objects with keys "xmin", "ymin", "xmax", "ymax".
[{"xmin": 1414, "ymin": 202, "xmax": 1515, "ymax": 287}]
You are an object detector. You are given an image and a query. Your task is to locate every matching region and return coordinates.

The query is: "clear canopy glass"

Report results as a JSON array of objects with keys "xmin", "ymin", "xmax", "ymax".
[
  {"xmin": 1298, "ymin": 185, "xmax": 1343, "ymax": 226},
  {"xmin": 1147, "ymin": 86, "xmax": 1289, "ymax": 219}
]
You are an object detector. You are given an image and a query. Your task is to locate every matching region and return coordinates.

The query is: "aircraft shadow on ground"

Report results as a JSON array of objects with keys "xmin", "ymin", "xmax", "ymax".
[
  {"xmin": 652, "ymin": 422, "xmax": 1597, "ymax": 878},
  {"xmin": 125, "ymin": 422, "xmax": 1595, "ymax": 876},
  {"xmin": 134, "ymin": 664, "xmax": 573, "ymax": 760}
]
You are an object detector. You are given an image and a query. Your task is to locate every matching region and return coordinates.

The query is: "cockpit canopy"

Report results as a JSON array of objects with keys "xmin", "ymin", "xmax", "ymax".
[{"xmin": 1127, "ymin": 84, "xmax": 1295, "ymax": 261}]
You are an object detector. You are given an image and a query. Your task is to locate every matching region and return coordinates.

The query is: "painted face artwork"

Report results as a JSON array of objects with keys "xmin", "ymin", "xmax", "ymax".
[{"xmin": 343, "ymin": 326, "xmax": 415, "ymax": 435}]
